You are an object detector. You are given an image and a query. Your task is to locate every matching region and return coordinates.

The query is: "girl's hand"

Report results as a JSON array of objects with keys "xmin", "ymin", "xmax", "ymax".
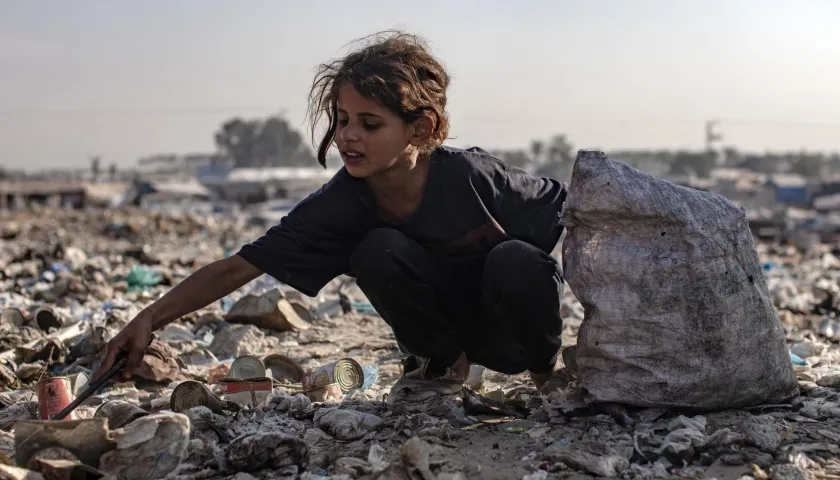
[{"xmin": 94, "ymin": 312, "xmax": 154, "ymax": 380}]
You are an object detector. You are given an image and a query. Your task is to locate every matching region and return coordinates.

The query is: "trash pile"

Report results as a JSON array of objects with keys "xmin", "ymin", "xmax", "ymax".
[{"xmin": 1, "ymin": 205, "xmax": 840, "ymax": 479}]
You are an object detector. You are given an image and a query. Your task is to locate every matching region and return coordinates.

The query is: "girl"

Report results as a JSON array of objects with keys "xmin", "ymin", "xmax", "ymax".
[{"xmin": 96, "ymin": 31, "xmax": 571, "ymax": 396}]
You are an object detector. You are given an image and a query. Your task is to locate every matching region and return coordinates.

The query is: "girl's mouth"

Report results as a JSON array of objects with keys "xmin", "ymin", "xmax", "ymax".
[{"xmin": 341, "ymin": 149, "xmax": 366, "ymax": 164}]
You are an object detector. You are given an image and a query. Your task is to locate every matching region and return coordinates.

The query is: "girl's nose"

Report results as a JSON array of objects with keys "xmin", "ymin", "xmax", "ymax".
[{"xmin": 339, "ymin": 122, "xmax": 361, "ymax": 142}]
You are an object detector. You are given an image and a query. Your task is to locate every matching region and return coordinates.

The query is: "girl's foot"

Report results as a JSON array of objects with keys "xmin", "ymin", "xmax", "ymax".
[
  {"xmin": 388, "ymin": 353, "xmax": 470, "ymax": 413},
  {"xmin": 403, "ymin": 351, "xmax": 470, "ymax": 384}
]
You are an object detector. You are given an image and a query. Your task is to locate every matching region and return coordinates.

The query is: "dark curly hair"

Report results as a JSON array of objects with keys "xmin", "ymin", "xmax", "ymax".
[{"xmin": 306, "ymin": 31, "xmax": 451, "ymax": 168}]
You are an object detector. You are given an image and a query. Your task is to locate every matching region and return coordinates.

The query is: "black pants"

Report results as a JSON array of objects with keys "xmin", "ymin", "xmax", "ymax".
[{"xmin": 350, "ymin": 228, "xmax": 564, "ymax": 375}]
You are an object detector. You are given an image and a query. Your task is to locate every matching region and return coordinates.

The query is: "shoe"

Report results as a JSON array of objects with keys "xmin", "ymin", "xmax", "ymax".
[
  {"xmin": 387, "ymin": 365, "xmax": 464, "ymax": 413},
  {"xmin": 531, "ymin": 367, "xmax": 575, "ymax": 395},
  {"xmin": 403, "ymin": 356, "xmax": 467, "ymax": 384},
  {"xmin": 389, "ymin": 355, "xmax": 467, "ymax": 404}
]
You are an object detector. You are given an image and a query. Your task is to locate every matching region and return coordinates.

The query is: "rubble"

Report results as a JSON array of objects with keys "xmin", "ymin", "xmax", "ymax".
[
  {"xmin": 224, "ymin": 433, "xmax": 308, "ymax": 473},
  {"xmin": 1, "ymin": 207, "xmax": 840, "ymax": 479},
  {"xmin": 543, "ymin": 436, "xmax": 632, "ymax": 477},
  {"xmin": 313, "ymin": 408, "xmax": 383, "ymax": 441}
]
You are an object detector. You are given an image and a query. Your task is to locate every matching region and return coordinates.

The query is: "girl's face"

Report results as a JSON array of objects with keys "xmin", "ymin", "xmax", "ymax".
[{"xmin": 334, "ymin": 83, "xmax": 425, "ymax": 178}]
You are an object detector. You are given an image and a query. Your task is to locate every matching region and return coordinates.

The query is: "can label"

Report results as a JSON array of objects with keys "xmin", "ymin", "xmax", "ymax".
[
  {"xmin": 37, "ymin": 377, "xmax": 74, "ymax": 420},
  {"xmin": 302, "ymin": 359, "xmax": 364, "ymax": 393},
  {"xmin": 218, "ymin": 377, "xmax": 273, "ymax": 406}
]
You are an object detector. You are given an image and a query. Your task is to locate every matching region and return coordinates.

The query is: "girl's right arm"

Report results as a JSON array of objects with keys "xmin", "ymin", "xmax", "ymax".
[{"xmin": 95, "ymin": 254, "xmax": 264, "ymax": 379}]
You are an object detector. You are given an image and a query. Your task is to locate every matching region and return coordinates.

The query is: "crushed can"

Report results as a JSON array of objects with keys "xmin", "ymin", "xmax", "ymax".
[
  {"xmin": 94, "ymin": 400, "xmax": 149, "ymax": 429},
  {"xmin": 37, "ymin": 376, "xmax": 75, "ymax": 420},
  {"xmin": 217, "ymin": 377, "xmax": 273, "ymax": 407},
  {"xmin": 230, "ymin": 355, "xmax": 266, "ymax": 380},
  {"xmin": 302, "ymin": 358, "xmax": 364, "ymax": 394}
]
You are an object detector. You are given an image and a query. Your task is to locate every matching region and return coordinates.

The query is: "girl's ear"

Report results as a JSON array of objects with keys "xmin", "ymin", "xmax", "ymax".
[{"xmin": 408, "ymin": 114, "xmax": 434, "ymax": 147}]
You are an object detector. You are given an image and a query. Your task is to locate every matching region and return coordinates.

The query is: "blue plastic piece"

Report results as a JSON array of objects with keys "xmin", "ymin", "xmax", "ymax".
[
  {"xmin": 360, "ymin": 364, "xmax": 380, "ymax": 390},
  {"xmin": 220, "ymin": 297, "xmax": 235, "ymax": 312},
  {"xmin": 350, "ymin": 300, "xmax": 377, "ymax": 314},
  {"xmin": 50, "ymin": 262, "xmax": 69, "ymax": 273},
  {"xmin": 790, "ymin": 352, "xmax": 807, "ymax": 366}
]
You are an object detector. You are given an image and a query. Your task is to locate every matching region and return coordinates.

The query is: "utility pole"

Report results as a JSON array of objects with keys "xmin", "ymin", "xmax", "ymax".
[{"xmin": 705, "ymin": 120, "xmax": 723, "ymax": 164}]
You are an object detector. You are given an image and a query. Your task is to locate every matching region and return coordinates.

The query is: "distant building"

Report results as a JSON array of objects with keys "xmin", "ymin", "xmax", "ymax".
[
  {"xmin": 765, "ymin": 174, "xmax": 809, "ymax": 205},
  {"xmin": 0, "ymin": 181, "xmax": 127, "ymax": 210},
  {"xmin": 813, "ymin": 174, "xmax": 840, "ymax": 199},
  {"xmin": 813, "ymin": 193, "xmax": 840, "ymax": 212},
  {"xmin": 199, "ymin": 166, "xmax": 336, "ymax": 204},
  {"xmin": 123, "ymin": 178, "xmax": 212, "ymax": 208},
  {"xmin": 706, "ymin": 167, "xmax": 774, "ymax": 211},
  {"xmin": 137, "ymin": 153, "xmax": 221, "ymax": 180}
]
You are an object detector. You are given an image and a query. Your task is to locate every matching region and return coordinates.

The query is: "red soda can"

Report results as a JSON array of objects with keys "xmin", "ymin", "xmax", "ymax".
[{"xmin": 37, "ymin": 376, "xmax": 75, "ymax": 420}]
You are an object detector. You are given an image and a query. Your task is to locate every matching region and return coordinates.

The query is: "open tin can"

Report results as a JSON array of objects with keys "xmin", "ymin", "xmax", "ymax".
[
  {"xmin": 230, "ymin": 355, "xmax": 266, "ymax": 380},
  {"xmin": 302, "ymin": 358, "xmax": 364, "ymax": 393},
  {"xmin": 263, "ymin": 354, "xmax": 304, "ymax": 384}
]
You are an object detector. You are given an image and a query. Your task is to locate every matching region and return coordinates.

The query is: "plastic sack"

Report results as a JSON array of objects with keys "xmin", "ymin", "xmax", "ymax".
[{"xmin": 560, "ymin": 150, "xmax": 798, "ymax": 409}]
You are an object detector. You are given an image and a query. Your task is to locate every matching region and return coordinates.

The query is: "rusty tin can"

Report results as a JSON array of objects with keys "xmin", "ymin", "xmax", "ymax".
[
  {"xmin": 302, "ymin": 358, "xmax": 364, "ymax": 393},
  {"xmin": 32, "ymin": 306, "xmax": 69, "ymax": 332},
  {"xmin": 170, "ymin": 380, "xmax": 230, "ymax": 414},
  {"xmin": 229, "ymin": 355, "xmax": 266, "ymax": 380},
  {"xmin": 94, "ymin": 400, "xmax": 149, "ymax": 429},
  {"xmin": 0, "ymin": 308, "xmax": 26, "ymax": 327},
  {"xmin": 217, "ymin": 377, "xmax": 273, "ymax": 406},
  {"xmin": 37, "ymin": 376, "xmax": 75, "ymax": 420}
]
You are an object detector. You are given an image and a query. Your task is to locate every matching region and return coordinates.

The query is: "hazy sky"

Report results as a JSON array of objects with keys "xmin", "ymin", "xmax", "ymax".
[{"xmin": 1, "ymin": 0, "xmax": 839, "ymax": 170}]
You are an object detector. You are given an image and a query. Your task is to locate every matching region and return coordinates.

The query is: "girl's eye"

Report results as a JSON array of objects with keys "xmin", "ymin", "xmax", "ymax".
[
  {"xmin": 363, "ymin": 123, "xmax": 380, "ymax": 131},
  {"xmin": 337, "ymin": 118, "xmax": 349, "ymax": 126}
]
